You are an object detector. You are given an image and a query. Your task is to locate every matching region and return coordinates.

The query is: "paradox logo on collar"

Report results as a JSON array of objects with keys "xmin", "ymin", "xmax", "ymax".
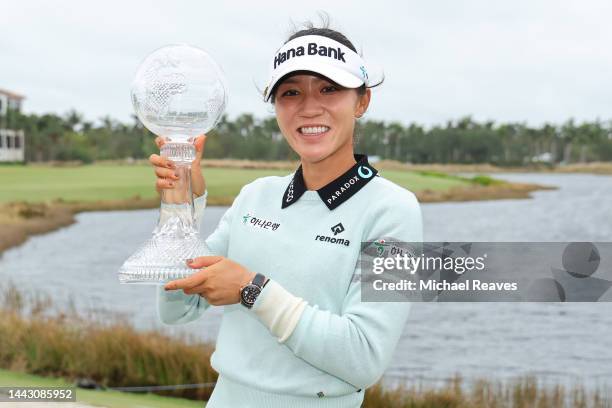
[
  {"xmin": 281, "ymin": 154, "xmax": 378, "ymax": 211},
  {"xmin": 357, "ymin": 166, "xmax": 373, "ymax": 179}
]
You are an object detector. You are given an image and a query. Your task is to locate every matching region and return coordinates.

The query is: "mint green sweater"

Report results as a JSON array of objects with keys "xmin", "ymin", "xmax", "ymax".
[{"xmin": 157, "ymin": 169, "xmax": 422, "ymax": 407}]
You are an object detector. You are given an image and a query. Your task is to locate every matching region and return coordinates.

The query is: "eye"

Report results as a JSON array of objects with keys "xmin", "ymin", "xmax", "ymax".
[
  {"xmin": 280, "ymin": 89, "xmax": 299, "ymax": 97},
  {"xmin": 322, "ymin": 85, "xmax": 339, "ymax": 93}
]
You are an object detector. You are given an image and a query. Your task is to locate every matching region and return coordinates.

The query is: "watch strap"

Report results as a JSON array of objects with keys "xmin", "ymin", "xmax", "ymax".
[{"xmin": 252, "ymin": 273, "xmax": 266, "ymax": 288}]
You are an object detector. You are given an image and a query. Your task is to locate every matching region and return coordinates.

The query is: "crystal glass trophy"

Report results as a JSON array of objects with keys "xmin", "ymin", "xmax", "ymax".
[{"xmin": 118, "ymin": 44, "xmax": 227, "ymax": 284}]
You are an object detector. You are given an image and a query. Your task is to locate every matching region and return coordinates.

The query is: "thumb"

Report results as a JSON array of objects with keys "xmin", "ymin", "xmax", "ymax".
[
  {"xmin": 186, "ymin": 255, "xmax": 224, "ymax": 269},
  {"xmin": 155, "ymin": 136, "xmax": 165, "ymax": 149}
]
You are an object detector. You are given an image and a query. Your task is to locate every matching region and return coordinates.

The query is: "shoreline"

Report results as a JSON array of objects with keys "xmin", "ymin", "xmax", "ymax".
[
  {"xmin": 0, "ymin": 180, "xmax": 552, "ymax": 256},
  {"xmin": 375, "ymin": 160, "xmax": 612, "ymax": 175},
  {"xmin": 26, "ymin": 159, "xmax": 612, "ymax": 174}
]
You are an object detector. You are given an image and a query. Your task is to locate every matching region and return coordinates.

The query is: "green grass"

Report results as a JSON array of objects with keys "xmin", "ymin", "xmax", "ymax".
[
  {"xmin": 0, "ymin": 368, "xmax": 205, "ymax": 408},
  {"xmin": 0, "ymin": 164, "xmax": 470, "ymax": 204},
  {"xmin": 380, "ymin": 169, "xmax": 468, "ymax": 191},
  {"xmin": 469, "ymin": 174, "xmax": 504, "ymax": 186}
]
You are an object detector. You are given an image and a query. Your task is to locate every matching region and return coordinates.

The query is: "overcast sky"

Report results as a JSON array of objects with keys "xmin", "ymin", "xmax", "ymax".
[{"xmin": 1, "ymin": 0, "xmax": 611, "ymax": 127}]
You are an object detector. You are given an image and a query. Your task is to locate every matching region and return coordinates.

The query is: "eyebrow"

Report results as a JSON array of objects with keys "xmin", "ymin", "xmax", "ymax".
[{"xmin": 280, "ymin": 77, "xmax": 301, "ymax": 85}]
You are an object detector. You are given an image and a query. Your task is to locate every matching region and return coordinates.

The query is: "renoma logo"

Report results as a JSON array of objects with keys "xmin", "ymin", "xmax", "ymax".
[
  {"xmin": 331, "ymin": 223, "xmax": 345, "ymax": 235},
  {"xmin": 274, "ymin": 42, "xmax": 347, "ymax": 69},
  {"xmin": 316, "ymin": 223, "xmax": 349, "ymax": 246},
  {"xmin": 242, "ymin": 213, "xmax": 280, "ymax": 231}
]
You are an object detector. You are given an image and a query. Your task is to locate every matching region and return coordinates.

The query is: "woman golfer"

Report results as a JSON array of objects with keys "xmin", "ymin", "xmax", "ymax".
[{"xmin": 153, "ymin": 24, "xmax": 422, "ymax": 407}]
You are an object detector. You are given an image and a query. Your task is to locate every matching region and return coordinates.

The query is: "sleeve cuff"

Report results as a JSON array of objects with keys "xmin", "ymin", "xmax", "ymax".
[{"xmin": 251, "ymin": 280, "xmax": 308, "ymax": 343}]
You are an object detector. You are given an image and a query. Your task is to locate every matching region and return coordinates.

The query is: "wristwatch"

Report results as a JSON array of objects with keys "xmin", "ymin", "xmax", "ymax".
[{"xmin": 239, "ymin": 273, "xmax": 269, "ymax": 309}]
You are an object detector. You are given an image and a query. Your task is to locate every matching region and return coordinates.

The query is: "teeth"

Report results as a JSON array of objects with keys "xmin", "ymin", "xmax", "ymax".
[{"xmin": 300, "ymin": 126, "xmax": 329, "ymax": 134}]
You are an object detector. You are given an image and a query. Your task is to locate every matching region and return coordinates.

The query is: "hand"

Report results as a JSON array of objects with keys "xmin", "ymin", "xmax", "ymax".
[
  {"xmin": 163, "ymin": 256, "xmax": 256, "ymax": 306},
  {"xmin": 148, "ymin": 135, "xmax": 207, "ymax": 197}
]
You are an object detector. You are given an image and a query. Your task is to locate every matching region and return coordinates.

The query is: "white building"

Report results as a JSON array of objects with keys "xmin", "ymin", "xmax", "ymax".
[
  {"xmin": 531, "ymin": 152, "xmax": 553, "ymax": 164},
  {"xmin": 0, "ymin": 88, "xmax": 25, "ymax": 162}
]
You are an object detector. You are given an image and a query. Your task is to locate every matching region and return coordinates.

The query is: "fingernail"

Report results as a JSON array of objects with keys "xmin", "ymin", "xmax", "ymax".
[
  {"xmin": 186, "ymin": 259, "xmax": 193, "ymax": 265},
  {"xmin": 167, "ymin": 161, "xmax": 175, "ymax": 168},
  {"xmin": 174, "ymin": 171, "xmax": 180, "ymax": 179}
]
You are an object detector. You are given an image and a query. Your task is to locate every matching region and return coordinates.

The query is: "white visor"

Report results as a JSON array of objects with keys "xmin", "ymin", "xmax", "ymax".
[{"xmin": 263, "ymin": 35, "xmax": 369, "ymax": 101}]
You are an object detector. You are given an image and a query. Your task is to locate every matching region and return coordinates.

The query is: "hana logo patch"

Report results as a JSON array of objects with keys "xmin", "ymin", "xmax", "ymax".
[
  {"xmin": 373, "ymin": 239, "xmax": 389, "ymax": 256},
  {"xmin": 242, "ymin": 213, "xmax": 280, "ymax": 231}
]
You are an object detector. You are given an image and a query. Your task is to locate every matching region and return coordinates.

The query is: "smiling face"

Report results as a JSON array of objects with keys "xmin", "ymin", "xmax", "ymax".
[{"xmin": 273, "ymin": 73, "xmax": 371, "ymax": 165}]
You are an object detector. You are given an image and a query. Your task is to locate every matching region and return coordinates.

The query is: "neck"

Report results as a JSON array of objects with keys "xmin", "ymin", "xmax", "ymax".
[{"xmin": 301, "ymin": 144, "xmax": 357, "ymax": 191}]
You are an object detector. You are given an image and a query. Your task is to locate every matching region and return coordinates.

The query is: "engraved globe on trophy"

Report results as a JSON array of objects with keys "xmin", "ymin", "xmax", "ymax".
[{"xmin": 118, "ymin": 44, "xmax": 227, "ymax": 284}]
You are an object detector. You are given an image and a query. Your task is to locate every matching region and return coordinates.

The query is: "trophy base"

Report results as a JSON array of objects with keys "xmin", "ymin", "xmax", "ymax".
[{"xmin": 118, "ymin": 233, "xmax": 212, "ymax": 284}]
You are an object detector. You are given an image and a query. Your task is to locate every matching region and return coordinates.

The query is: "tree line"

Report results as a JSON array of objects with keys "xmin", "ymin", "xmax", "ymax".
[{"xmin": 2, "ymin": 109, "xmax": 612, "ymax": 165}]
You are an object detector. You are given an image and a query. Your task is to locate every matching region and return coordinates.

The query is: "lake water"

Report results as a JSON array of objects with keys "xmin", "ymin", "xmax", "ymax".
[{"xmin": 1, "ymin": 173, "xmax": 611, "ymax": 392}]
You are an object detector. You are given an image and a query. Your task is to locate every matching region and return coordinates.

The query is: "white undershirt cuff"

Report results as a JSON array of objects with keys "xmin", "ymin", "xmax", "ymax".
[{"xmin": 252, "ymin": 279, "xmax": 308, "ymax": 343}]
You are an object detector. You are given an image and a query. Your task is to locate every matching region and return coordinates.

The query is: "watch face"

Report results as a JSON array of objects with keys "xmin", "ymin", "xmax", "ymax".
[{"xmin": 241, "ymin": 284, "xmax": 261, "ymax": 306}]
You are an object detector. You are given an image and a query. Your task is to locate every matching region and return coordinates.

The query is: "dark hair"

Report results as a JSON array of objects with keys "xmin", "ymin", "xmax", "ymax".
[{"xmin": 268, "ymin": 16, "xmax": 383, "ymax": 104}]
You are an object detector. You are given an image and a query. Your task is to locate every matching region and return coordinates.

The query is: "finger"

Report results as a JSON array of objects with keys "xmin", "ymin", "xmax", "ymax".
[
  {"xmin": 183, "ymin": 282, "xmax": 208, "ymax": 296},
  {"xmin": 193, "ymin": 135, "xmax": 207, "ymax": 164},
  {"xmin": 155, "ymin": 136, "xmax": 166, "ymax": 149},
  {"xmin": 164, "ymin": 269, "xmax": 208, "ymax": 291},
  {"xmin": 194, "ymin": 134, "xmax": 207, "ymax": 153},
  {"xmin": 149, "ymin": 154, "xmax": 175, "ymax": 169},
  {"xmin": 156, "ymin": 178, "xmax": 176, "ymax": 190},
  {"xmin": 154, "ymin": 166, "xmax": 179, "ymax": 180},
  {"xmin": 186, "ymin": 255, "xmax": 224, "ymax": 269}
]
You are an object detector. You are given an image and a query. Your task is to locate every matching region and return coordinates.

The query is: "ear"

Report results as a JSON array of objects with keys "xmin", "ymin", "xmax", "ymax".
[{"xmin": 354, "ymin": 88, "xmax": 371, "ymax": 118}]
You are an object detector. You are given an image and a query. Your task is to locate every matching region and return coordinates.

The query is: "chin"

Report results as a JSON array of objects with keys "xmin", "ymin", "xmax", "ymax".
[
  {"xmin": 290, "ymin": 141, "xmax": 329, "ymax": 163},
  {"xmin": 296, "ymin": 150, "xmax": 329, "ymax": 164}
]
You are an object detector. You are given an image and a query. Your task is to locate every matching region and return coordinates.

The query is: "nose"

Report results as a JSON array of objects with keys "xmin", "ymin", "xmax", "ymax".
[{"xmin": 298, "ymin": 93, "xmax": 324, "ymax": 118}]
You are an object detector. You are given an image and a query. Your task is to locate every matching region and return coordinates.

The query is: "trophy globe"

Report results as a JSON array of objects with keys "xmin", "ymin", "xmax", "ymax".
[{"xmin": 118, "ymin": 44, "xmax": 228, "ymax": 284}]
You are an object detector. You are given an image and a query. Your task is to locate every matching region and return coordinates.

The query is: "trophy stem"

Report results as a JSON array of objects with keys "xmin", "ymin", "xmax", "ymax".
[
  {"xmin": 156, "ymin": 142, "xmax": 197, "ymax": 237},
  {"xmin": 117, "ymin": 141, "xmax": 212, "ymax": 284}
]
